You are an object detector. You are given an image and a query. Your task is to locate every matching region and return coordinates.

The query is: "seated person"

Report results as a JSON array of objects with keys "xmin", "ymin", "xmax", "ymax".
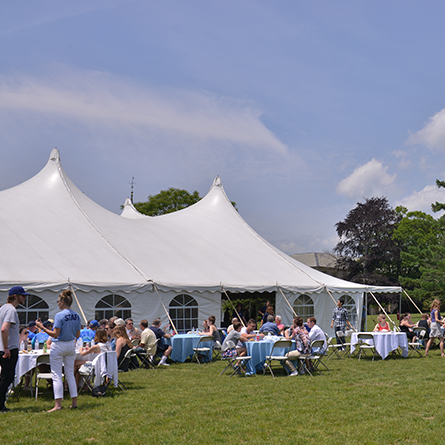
[
  {"xmin": 399, "ymin": 313, "xmax": 417, "ymax": 341},
  {"xmin": 373, "ymin": 314, "xmax": 391, "ymax": 332},
  {"xmin": 114, "ymin": 325, "xmax": 134, "ymax": 372},
  {"xmin": 19, "ymin": 326, "xmax": 29, "ymax": 351},
  {"xmin": 227, "ymin": 317, "xmax": 239, "ymax": 333},
  {"xmin": 200, "ymin": 315, "xmax": 221, "ymax": 348},
  {"xmin": 106, "ymin": 321, "xmax": 116, "ymax": 350},
  {"xmin": 284, "ymin": 316, "xmax": 311, "ymax": 376},
  {"xmin": 149, "ymin": 317, "xmax": 173, "ymax": 366},
  {"xmin": 221, "ymin": 321, "xmax": 246, "ymax": 357},
  {"xmin": 27, "ymin": 321, "xmax": 38, "ymax": 342},
  {"xmin": 134, "ymin": 319, "xmax": 157, "ymax": 367},
  {"xmin": 306, "ymin": 317, "xmax": 327, "ymax": 353},
  {"xmin": 415, "ymin": 313, "xmax": 430, "ymax": 342},
  {"xmin": 275, "ymin": 315, "xmax": 285, "ymax": 334},
  {"xmin": 79, "ymin": 323, "xmax": 96, "ymax": 342},
  {"xmin": 238, "ymin": 319, "xmax": 264, "ymax": 349},
  {"xmin": 259, "ymin": 315, "xmax": 280, "ymax": 336},
  {"xmin": 125, "ymin": 318, "xmax": 141, "ymax": 341},
  {"xmin": 75, "ymin": 328, "xmax": 111, "ymax": 386}
]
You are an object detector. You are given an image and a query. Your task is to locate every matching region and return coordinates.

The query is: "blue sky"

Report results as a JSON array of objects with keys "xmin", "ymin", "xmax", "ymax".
[{"xmin": 1, "ymin": 1, "xmax": 445, "ymax": 254}]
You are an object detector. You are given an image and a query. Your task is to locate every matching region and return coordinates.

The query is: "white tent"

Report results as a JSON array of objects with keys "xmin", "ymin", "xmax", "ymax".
[{"xmin": 0, "ymin": 149, "xmax": 400, "ymax": 332}]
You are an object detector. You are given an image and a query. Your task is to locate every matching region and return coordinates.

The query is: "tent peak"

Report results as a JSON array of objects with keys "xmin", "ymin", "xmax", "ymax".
[
  {"xmin": 212, "ymin": 176, "xmax": 222, "ymax": 187},
  {"xmin": 49, "ymin": 148, "xmax": 60, "ymax": 163}
]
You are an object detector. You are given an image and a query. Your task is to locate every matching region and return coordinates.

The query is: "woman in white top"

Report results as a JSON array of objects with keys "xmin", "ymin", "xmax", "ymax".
[{"xmin": 75, "ymin": 328, "xmax": 110, "ymax": 386}]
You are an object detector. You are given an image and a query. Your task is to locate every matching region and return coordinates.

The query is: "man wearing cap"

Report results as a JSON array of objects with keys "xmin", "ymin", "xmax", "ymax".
[
  {"xmin": 27, "ymin": 321, "xmax": 37, "ymax": 341},
  {"xmin": 0, "ymin": 286, "xmax": 29, "ymax": 412},
  {"xmin": 79, "ymin": 320, "xmax": 97, "ymax": 342}
]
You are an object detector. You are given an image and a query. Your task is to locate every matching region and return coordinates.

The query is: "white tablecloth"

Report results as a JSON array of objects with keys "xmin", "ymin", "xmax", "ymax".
[
  {"xmin": 14, "ymin": 349, "xmax": 97, "ymax": 387},
  {"xmin": 350, "ymin": 332, "xmax": 408, "ymax": 360}
]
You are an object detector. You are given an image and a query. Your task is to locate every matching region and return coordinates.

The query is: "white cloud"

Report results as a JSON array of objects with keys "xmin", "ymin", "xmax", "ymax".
[
  {"xmin": 407, "ymin": 108, "xmax": 445, "ymax": 151},
  {"xmin": 336, "ymin": 158, "xmax": 396, "ymax": 199},
  {"xmin": 396, "ymin": 184, "xmax": 445, "ymax": 215},
  {"xmin": 0, "ymin": 69, "xmax": 287, "ymax": 155}
]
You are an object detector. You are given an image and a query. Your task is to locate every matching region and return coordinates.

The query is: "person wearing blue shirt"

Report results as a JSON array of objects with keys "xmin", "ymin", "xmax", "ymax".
[
  {"xmin": 259, "ymin": 315, "xmax": 280, "ymax": 336},
  {"xmin": 36, "ymin": 290, "xmax": 81, "ymax": 412}
]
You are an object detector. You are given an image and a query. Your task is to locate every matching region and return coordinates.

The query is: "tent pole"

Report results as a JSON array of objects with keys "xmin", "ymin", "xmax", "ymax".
[
  {"xmin": 368, "ymin": 290, "xmax": 398, "ymax": 331},
  {"xmin": 276, "ymin": 285, "xmax": 298, "ymax": 318},
  {"xmin": 68, "ymin": 281, "xmax": 88, "ymax": 326},
  {"xmin": 221, "ymin": 285, "xmax": 246, "ymax": 328},
  {"xmin": 402, "ymin": 288, "xmax": 423, "ymax": 315},
  {"xmin": 152, "ymin": 283, "xmax": 178, "ymax": 335}
]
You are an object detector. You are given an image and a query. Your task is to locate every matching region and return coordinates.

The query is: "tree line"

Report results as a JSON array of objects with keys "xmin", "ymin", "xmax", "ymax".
[{"xmin": 334, "ymin": 179, "xmax": 445, "ymax": 311}]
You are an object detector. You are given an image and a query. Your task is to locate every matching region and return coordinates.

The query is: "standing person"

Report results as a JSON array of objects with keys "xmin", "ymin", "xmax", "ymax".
[
  {"xmin": 425, "ymin": 299, "xmax": 444, "ymax": 357},
  {"xmin": 36, "ymin": 290, "xmax": 81, "ymax": 412},
  {"xmin": 330, "ymin": 298, "xmax": 352, "ymax": 350},
  {"xmin": 0, "ymin": 286, "xmax": 28, "ymax": 413}
]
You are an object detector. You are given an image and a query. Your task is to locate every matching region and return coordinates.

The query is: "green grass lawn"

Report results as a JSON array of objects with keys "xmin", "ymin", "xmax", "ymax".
[{"xmin": 1, "ymin": 342, "xmax": 444, "ymax": 445}]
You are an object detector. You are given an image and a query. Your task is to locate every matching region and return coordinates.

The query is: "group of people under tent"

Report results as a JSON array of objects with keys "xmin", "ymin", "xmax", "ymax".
[
  {"xmin": 0, "ymin": 285, "xmax": 196, "ymax": 413},
  {"xmin": 221, "ymin": 314, "xmax": 327, "ymax": 377},
  {"xmin": 372, "ymin": 297, "xmax": 444, "ymax": 357}
]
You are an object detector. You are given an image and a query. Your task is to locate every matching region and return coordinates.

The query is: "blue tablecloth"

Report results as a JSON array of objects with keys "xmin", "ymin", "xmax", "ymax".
[
  {"xmin": 245, "ymin": 337, "xmax": 295, "ymax": 374},
  {"xmin": 165, "ymin": 334, "xmax": 213, "ymax": 363}
]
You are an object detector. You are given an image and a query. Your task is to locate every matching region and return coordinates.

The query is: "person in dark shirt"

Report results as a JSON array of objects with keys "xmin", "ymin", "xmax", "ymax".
[{"xmin": 149, "ymin": 317, "xmax": 172, "ymax": 366}]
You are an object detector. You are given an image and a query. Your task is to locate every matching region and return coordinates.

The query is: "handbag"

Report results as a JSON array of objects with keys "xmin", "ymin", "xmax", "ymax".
[{"xmin": 92, "ymin": 385, "xmax": 107, "ymax": 397}]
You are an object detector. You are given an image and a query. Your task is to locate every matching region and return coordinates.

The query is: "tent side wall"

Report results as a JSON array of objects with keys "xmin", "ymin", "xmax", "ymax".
[
  {"xmin": 276, "ymin": 290, "xmax": 364, "ymax": 336},
  {"xmin": 0, "ymin": 289, "xmax": 221, "ymax": 332}
]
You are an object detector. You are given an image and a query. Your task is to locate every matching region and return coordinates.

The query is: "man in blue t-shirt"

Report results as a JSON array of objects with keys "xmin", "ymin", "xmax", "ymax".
[
  {"xmin": 149, "ymin": 318, "xmax": 172, "ymax": 366},
  {"xmin": 259, "ymin": 315, "xmax": 280, "ymax": 336}
]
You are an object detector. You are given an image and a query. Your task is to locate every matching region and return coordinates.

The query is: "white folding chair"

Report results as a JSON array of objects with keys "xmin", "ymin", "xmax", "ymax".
[
  {"xmin": 357, "ymin": 333, "xmax": 378, "ymax": 361},
  {"xmin": 35, "ymin": 354, "xmax": 57, "ymax": 401},
  {"xmin": 263, "ymin": 339, "xmax": 293, "ymax": 378},
  {"xmin": 192, "ymin": 336, "xmax": 214, "ymax": 364},
  {"xmin": 409, "ymin": 327, "xmax": 426, "ymax": 357}
]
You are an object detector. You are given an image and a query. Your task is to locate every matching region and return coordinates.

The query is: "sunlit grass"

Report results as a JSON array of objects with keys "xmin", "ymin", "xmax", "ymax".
[{"xmin": 1, "ymin": 343, "xmax": 444, "ymax": 445}]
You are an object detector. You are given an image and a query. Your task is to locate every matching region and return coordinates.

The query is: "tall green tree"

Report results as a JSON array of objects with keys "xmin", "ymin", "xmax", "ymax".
[
  {"xmin": 431, "ymin": 179, "xmax": 445, "ymax": 213},
  {"xmin": 134, "ymin": 188, "xmax": 201, "ymax": 216},
  {"xmin": 334, "ymin": 197, "xmax": 401, "ymax": 286}
]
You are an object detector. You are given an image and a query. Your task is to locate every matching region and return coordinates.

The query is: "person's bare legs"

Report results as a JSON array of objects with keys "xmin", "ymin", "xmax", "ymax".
[
  {"xmin": 440, "ymin": 337, "xmax": 444, "ymax": 356},
  {"xmin": 425, "ymin": 338, "xmax": 434, "ymax": 356},
  {"xmin": 47, "ymin": 398, "xmax": 62, "ymax": 412}
]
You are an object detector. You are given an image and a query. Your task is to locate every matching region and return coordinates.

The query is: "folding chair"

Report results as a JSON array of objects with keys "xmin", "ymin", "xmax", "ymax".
[
  {"xmin": 409, "ymin": 327, "xmax": 426, "ymax": 357},
  {"xmin": 135, "ymin": 340, "xmax": 158, "ymax": 369},
  {"xmin": 118, "ymin": 348, "xmax": 137, "ymax": 372},
  {"xmin": 263, "ymin": 339, "xmax": 293, "ymax": 378},
  {"xmin": 305, "ymin": 339, "xmax": 330, "ymax": 376},
  {"xmin": 357, "ymin": 333, "xmax": 378, "ymax": 361},
  {"xmin": 326, "ymin": 333, "xmax": 344, "ymax": 360},
  {"xmin": 192, "ymin": 336, "xmax": 213, "ymax": 364},
  {"xmin": 35, "ymin": 354, "xmax": 57, "ymax": 401}
]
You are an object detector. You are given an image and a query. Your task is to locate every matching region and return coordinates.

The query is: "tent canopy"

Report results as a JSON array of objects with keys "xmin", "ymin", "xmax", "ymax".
[{"xmin": 0, "ymin": 149, "xmax": 400, "ymax": 296}]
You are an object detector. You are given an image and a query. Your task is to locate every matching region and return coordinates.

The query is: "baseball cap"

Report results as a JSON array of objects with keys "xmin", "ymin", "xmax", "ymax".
[{"xmin": 9, "ymin": 286, "xmax": 29, "ymax": 296}]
